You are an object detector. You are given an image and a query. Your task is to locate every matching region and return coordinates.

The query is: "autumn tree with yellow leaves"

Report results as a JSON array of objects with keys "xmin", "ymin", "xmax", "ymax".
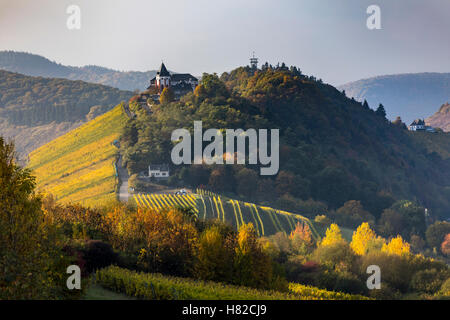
[
  {"xmin": 321, "ymin": 223, "xmax": 346, "ymax": 247},
  {"xmin": 382, "ymin": 235, "xmax": 411, "ymax": 256},
  {"xmin": 313, "ymin": 224, "xmax": 359, "ymax": 273},
  {"xmin": 0, "ymin": 138, "xmax": 69, "ymax": 299},
  {"xmin": 234, "ymin": 223, "xmax": 286, "ymax": 291},
  {"xmin": 195, "ymin": 226, "xmax": 234, "ymax": 282},
  {"xmin": 350, "ymin": 222, "xmax": 377, "ymax": 255}
]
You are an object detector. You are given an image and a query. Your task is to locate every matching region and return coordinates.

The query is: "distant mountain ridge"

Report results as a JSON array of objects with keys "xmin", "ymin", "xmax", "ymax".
[
  {"xmin": 338, "ymin": 73, "xmax": 450, "ymax": 124},
  {"xmin": 426, "ymin": 102, "xmax": 450, "ymax": 132},
  {"xmin": 0, "ymin": 51, "xmax": 158, "ymax": 91}
]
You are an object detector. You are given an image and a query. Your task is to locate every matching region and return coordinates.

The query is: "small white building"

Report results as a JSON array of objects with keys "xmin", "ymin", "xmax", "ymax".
[
  {"xmin": 409, "ymin": 119, "xmax": 436, "ymax": 132},
  {"xmin": 149, "ymin": 164, "xmax": 170, "ymax": 179},
  {"xmin": 409, "ymin": 119, "xmax": 426, "ymax": 131}
]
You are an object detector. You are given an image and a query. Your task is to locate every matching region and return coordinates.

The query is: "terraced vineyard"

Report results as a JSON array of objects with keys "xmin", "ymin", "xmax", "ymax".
[
  {"xmin": 28, "ymin": 104, "xmax": 127, "ymax": 207},
  {"xmin": 133, "ymin": 191, "xmax": 320, "ymax": 239},
  {"xmin": 134, "ymin": 193, "xmax": 199, "ymax": 215}
]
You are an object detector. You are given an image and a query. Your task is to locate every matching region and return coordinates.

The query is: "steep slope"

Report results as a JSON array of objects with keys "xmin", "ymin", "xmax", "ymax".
[
  {"xmin": 27, "ymin": 104, "xmax": 128, "ymax": 207},
  {"xmin": 0, "ymin": 51, "xmax": 157, "ymax": 91},
  {"xmin": 338, "ymin": 73, "xmax": 450, "ymax": 124},
  {"xmin": 0, "ymin": 70, "xmax": 132, "ymax": 155},
  {"xmin": 426, "ymin": 102, "xmax": 450, "ymax": 132}
]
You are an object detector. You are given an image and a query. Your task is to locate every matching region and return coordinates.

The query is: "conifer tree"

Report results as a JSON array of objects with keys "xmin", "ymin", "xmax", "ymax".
[{"xmin": 376, "ymin": 103, "xmax": 387, "ymax": 118}]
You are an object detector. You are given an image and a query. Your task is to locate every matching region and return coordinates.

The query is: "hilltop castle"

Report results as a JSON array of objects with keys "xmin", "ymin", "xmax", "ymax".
[
  {"xmin": 148, "ymin": 62, "xmax": 198, "ymax": 95},
  {"xmin": 409, "ymin": 119, "xmax": 436, "ymax": 132}
]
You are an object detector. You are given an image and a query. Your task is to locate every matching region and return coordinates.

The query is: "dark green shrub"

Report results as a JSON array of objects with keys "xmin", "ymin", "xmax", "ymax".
[
  {"xmin": 409, "ymin": 269, "xmax": 450, "ymax": 294},
  {"xmin": 333, "ymin": 271, "xmax": 367, "ymax": 295},
  {"xmin": 83, "ymin": 240, "xmax": 118, "ymax": 273}
]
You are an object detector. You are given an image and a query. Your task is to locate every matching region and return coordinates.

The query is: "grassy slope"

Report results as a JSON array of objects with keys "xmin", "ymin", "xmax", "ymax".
[{"xmin": 28, "ymin": 104, "xmax": 126, "ymax": 207}]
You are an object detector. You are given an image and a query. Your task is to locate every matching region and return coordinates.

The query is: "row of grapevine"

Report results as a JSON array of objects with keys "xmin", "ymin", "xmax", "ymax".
[
  {"xmin": 198, "ymin": 192, "xmax": 320, "ymax": 239},
  {"xmin": 196, "ymin": 194, "xmax": 319, "ymax": 239},
  {"xmin": 195, "ymin": 188, "xmax": 220, "ymax": 198},
  {"xmin": 133, "ymin": 193, "xmax": 199, "ymax": 215},
  {"xmin": 95, "ymin": 266, "xmax": 369, "ymax": 300}
]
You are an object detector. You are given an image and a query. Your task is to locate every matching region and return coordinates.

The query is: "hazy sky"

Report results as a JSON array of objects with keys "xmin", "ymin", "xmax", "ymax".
[{"xmin": 0, "ymin": 0, "xmax": 449, "ymax": 86}]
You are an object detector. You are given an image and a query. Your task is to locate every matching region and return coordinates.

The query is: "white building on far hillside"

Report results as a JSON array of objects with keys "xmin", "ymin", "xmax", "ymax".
[
  {"xmin": 149, "ymin": 164, "xmax": 170, "ymax": 179},
  {"xmin": 409, "ymin": 119, "xmax": 436, "ymax": 132}
]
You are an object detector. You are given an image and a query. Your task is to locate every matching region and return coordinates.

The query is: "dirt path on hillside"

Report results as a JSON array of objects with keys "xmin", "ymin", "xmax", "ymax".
[{"xmin": 117, "ymin": 155, "xmax": 130, "ymax": 202}]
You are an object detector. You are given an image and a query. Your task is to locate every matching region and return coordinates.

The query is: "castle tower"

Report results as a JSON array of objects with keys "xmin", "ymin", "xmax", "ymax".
[
  {"xmin": 156, "ymin": 62, "xmax": 171, "ymax": 92},
  {"xmin": 250, "ymin": 52, "xmax": 258, "ymax": 70}
]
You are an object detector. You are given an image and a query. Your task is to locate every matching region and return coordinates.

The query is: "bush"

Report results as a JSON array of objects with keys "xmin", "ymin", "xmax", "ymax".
[
  {"xmin": 368, "ymin": 284, "xmax": 402, "ymax": 300},
  {"xmin": 82, "ymin": 240, "xmax": 118, "ymax": 273},
  {"xmin": 333, "ymin": 272, "xmax": 367, "ymax": 295},
  {"xmin": 439, "ymin": 277, "xmax": 450, "ymax": 296},
  {"xmin": 426, "ymin": 222, "xmax": 450, "ymax": 249},
  {"xmin": 409, "ymin": 269, "xmax": 450, "ymax": 294},
  {"xmin": 360, "ymin": 252, "xmax": 413, "ymax": 293},
  {"xmin": 313, "ymin": 241, "xmax": 358, "ymax": 274}
]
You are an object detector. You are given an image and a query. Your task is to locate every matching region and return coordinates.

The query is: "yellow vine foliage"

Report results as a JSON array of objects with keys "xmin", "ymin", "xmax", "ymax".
[
  {"xmin": 321, "ymin": 223, "xmax": 345, "ymax": 247},
  {"xmin": 382, "ymin": 235, "xmax": 411, "ymax": 256},
  {"xmin": 350, "ymin": 222, "xmax": 376, "ymax": 255},
  {"xmin": 28, "ymin": 104, "xmax": 127, "ymax": 207}
]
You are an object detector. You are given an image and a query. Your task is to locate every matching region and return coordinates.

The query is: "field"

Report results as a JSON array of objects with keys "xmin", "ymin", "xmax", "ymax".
[
  {"xmin": 133, "ymin": 190, "xmax": 320, "ymax": 239},
  {"xmin": 28, "ymin": 104, "xmax": 127, "ymax": 207},
  {"xmin": 95, "ymin": 266, "xmax": 369, "ymax": 300}
]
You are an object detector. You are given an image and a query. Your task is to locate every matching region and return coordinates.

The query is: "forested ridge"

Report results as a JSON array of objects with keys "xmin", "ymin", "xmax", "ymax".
[{"xmin": 0, "ymin": 69, "xmax": 133, "ymax": 126}]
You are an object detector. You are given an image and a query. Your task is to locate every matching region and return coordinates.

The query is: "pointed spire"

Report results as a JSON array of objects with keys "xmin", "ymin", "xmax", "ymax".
[{"xmin": 158, "ymin": 62, "xmax": 170, "ymax": 77}]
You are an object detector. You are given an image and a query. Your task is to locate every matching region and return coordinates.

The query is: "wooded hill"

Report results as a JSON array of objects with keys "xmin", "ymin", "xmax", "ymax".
[
  {"xmin": 0, "ymin": 70, "xmax": 132, "ymax": 126},
  {"xmin": 121, "ymin": 66, "xmax": 450, "ymax": 221},
  {"xmin": 0, "ymin": 69, "xmax": 132, "ymax": 155}
]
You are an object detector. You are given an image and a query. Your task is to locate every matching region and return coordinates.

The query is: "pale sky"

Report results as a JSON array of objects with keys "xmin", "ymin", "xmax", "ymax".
[{"xmin": 0, "ymin": 0, "xmax": 449, "ymax": 86}]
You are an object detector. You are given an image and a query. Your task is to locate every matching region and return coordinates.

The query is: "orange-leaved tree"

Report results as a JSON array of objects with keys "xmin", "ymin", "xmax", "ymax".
[{"xmin": 441, "ymin": 234, "xmax": 450, "ymax": 256}]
